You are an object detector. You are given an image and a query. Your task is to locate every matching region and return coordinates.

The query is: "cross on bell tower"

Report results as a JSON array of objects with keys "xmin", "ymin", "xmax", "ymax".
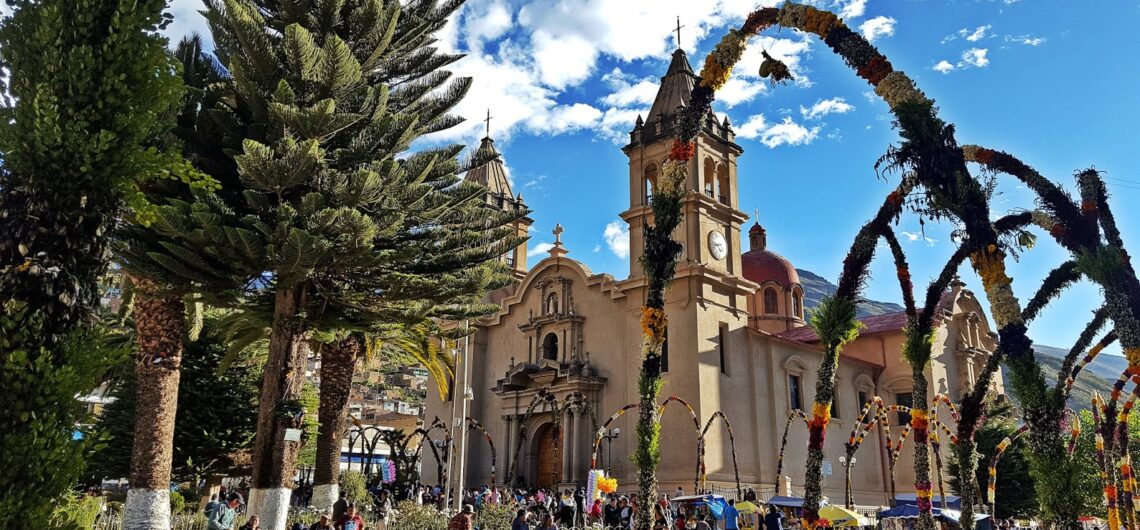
[
  {"xmin": 673, "ymin": 16, "xmax": 685, "ymax": 49},
  {"xmin": 484, "ymin": 108, "xmax": 493, "ymax": 138}
]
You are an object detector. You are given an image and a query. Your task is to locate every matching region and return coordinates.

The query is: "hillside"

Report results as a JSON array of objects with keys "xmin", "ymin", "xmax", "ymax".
[
  {"xmin": 798, "ymin": 268, "xmax": 1122, "ymax": 410},
  {"xmin": 796, "ymin": 268, "xmax": 905, "ymax": 318}
]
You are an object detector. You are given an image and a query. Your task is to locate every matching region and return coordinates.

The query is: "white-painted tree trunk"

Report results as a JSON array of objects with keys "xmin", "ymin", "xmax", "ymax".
[
  {"xmin": 124, "ymin": 488, "xmax": 171, "ymax": 530},
  {"xmin": 311, "ymin": 483, "xmax": 338, "ymax": 512},
  {"xmin": 250, "ymin": 487, "xmax": 291, "ymax": 530}
]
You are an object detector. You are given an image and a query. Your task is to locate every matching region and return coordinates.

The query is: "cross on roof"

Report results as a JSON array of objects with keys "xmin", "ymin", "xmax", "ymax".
[
  {"xmin": 484, "ymin": 108, "xmax": 493, "ymax": 138},
  {"xmin": 674, "ymin": 16, "xmax": 685, "ymax": 49},
  {"xmin": 553, "ymin": 223, "xmax": 564, "ymax": 245}
]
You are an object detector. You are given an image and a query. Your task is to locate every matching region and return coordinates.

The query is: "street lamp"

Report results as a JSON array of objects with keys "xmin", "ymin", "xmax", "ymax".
[
  {"xmin": 601, "ymin": 428, "xmax": 621, "ymax": 475},
  {"xmin": 839, "ymin": 455, "xmax": 856, "ymax": 509}
]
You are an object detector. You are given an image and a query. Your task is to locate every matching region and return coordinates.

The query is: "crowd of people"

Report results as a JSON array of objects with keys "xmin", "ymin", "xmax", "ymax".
[{"xmin": 198, "ymin": 480, "xmax": 784, "ymax": 530}]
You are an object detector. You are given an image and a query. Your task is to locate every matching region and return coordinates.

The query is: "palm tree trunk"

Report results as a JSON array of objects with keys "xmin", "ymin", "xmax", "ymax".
[
  {"xmin": 249, "ymin": 287, "xmax": 309, "ymax": 530},
  {"xmin": 312, "ymin": 337, "xmax": 360, "ymax": 511},
  {"xmin": 910, "ymin": 371, "xmax": 936, "ymax": 530},
  {"xmin": 123, "ymin": 285, "xmax": 185, "ymax": 530}
]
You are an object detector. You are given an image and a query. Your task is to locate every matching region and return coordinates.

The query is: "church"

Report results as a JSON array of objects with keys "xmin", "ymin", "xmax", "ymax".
[{"xmin": 422, "ymin": 47, "xmax": 1003, "ymax": 508}]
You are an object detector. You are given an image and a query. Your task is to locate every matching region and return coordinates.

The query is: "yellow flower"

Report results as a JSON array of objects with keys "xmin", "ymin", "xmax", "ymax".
[
  {"xmin": 811, "ymin": 402, "xmax": 831, "ymax": 420},
  {"xmin": 1126, "ymin": 347, "xmax": 1140, "ymax": 369}
]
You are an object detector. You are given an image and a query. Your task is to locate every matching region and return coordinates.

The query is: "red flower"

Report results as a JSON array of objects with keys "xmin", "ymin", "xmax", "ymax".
[
  {"xmin": 670, "ymin": 140, "xmax": 695, "ymax": 162},
  {"xmin": 886, "ymin": 191, "xmax": 904, "ymax": 207},
  {"xmin": 1049, "ymin": 223, "xmax": 1067, "ymax": 239},
  {"xmin": 809, "ymin": 425, "xmax": 826, "ymax": 450},
  {"xmin": 1081, "ymin": 200, "xmax": 1098, "ymax": 214},
  {"xmin": 857, "ymin": 55, "xmax": 893, "ymax": 86}
]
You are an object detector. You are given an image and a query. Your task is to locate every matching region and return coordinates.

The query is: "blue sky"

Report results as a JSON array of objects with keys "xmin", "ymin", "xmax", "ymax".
[{"xmin": 162, "ymin": 0, "xmax": 1140, "ymax": 352}]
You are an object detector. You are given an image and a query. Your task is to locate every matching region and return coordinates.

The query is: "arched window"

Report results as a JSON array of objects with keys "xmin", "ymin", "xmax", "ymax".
[
  {"xmin": 763, "ymin": 288, "xmax": 779, "ymax": 314},
  {"xmin": 546, "ymin": 292, "xmax": 559, "ymax": 315},
  {"xmin": 703, "ymin": 158, "xmax": 715, "ymax": 198},
  {"xmin": 542, "ymin": 333, "xmax": 559, "ymax": 361},
  {"xmin": 792, "ymin": 289, "xmax": 804, "ymax": 319},
  {"xmin": 716, "ymin": 163, "xmax": 730, "ymax": 205},
  {"xmin": 644, "ymin": 164, "xmax": 658, "ymax": 204}
]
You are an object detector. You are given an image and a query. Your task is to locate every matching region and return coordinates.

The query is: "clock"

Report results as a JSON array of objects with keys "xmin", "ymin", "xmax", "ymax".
[{"xmin": 708, "ymin": 231, "xmax": 727, "ymax": 261}]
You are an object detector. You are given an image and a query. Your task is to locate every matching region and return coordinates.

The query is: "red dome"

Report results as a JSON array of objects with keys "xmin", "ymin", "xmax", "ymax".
[{"xmin": 742, "ymin": 249, "xmax": 800, "ymax": 286}]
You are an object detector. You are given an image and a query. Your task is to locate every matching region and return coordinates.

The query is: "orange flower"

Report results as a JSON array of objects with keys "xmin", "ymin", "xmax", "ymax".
[
  {"xmin": 974, "ymin": 148, "xmax": 996, "ymax": 166},
  {"xmin": 1049, "ymin": 223, "xmax": 1066, "ymax": 238},
  {"xmin": 1082, "ymin": 200, "xmax": 1098, "ymax": 214}
]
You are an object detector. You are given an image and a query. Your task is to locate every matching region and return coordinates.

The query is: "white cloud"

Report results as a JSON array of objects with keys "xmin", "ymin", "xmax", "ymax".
[
  {"xmin": 716, "ymin": 77, "xmax": 767, "ymax": 107},
  {"xmin": 464, "ymin": 0, "xmax": 514, "ymax": 50},
  {"xmin": 963, "ymin": 24, "xmax": 991, "ymax": 42},
  {"xmin": 859, "ymin": 16, "xmax": 896, "ymax": 43},
  {"xmin": 800, "ymin": 97, "xmax": 854, "ymax": 120},
  {"xmin": 901, "ymin": 231, "xmax": 938, "ymax": 247},
  {"xmin": 593, "ymin": 244, "xmax": 602, "ymax": 253},
  {"xmin": 933, "ymin": 60, "xmax": 955, "ymax": 74},
  {"xmin": 599, "ymin": 69, "xmax": 660, "ymax": 107},
  {"xmin": 960, "ymin": 48, "xmax": 990, "ymax": 68},
  {"xmin": 603, "ymin": 221, "xmax": 630, "ymax": 259},
  {"xmin": 835, "ymin": 0, "xmax": 867, "ymax": 20},
  {"xmin": 736, "ymin": 115, "xmax": 821, "ymax": 148},
  {"xmin": 528, "ymin": 242, "xmax": 555, "ymax": 257},
  {"xmin": 1008, "ymin": 35, "xmax": 1046, "ymax": 46}
]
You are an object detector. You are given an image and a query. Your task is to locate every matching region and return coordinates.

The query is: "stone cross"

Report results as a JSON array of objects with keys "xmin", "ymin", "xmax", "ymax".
[{"xmin": 553, "ymin": 223, "xmax": 564, "ymax": 244}]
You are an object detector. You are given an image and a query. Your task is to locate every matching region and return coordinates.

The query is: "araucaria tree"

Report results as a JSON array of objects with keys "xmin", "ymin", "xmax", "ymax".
[
  {"xmin": 0, "ymin": 1, "xmax": 190, "ymax": 525},
  {"xmin": 139, "ymin": 1, "xmax": 523, "ymax": 528}
]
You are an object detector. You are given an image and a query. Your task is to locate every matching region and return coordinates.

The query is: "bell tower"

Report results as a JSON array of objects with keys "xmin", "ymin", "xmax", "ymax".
[
  {"xmin": 619, "ymin": 48, "xmax": 750, "ymax": 281},
  {"xmin": 464, "ymin": 129, "xmax": 532, "ymax": 280}
]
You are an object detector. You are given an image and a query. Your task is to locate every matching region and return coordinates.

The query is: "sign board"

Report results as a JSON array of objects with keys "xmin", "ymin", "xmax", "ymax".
[
  {"xmin": 822, "ymin": 460, "xmax": 833, "ymax": 476},
  {"xmin": 284, "ymin": 428, "xmax": 303, "ymax": 442}
]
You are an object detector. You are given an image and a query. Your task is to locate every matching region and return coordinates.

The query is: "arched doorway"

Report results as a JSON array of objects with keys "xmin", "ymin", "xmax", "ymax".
[
  {"xmin": 542, "ymin": 332, "xmax": 559, "ymax": 361},
  {"xmin": 534, "ymin": 423, "xmax": 562, "ymax": 488}
]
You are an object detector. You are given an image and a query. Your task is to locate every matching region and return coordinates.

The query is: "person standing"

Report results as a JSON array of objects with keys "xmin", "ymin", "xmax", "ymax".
[
  {"xmin": 310, "ymin": 514, "xmax": 335, "ymax": 530},
  {"xmin": 723, "ymin": 500, "xmax": 740, "ymax": 530},
  {"xmin": 449, "ymin": 505, "xmax": 476, "ymax": 530},
  {"xmin": 239, "ymin": 516, "xmax": 262, "ymax": 530},
  {"xmin": 619, "ymin": 497, "xmax": 634, "ymax": 529},
  {"xmin": 374, "ymin": 490, "xmax": 392, "ymax": 530},
  {"xmin": 763, "ymin": 506, "xmax": 783, "ymax": 530},
  {"xmin": 335, "ymin": 504, "xmax": 364, "ymax": 530},
  {"xmin": 513, "ymin": 509, "xmax": 532, "ymax": 530},
  {"xmin": 333, "ymin": 492, "xmax": 349, "ymax": 523},
  {"xmin": 538, "ymin": 513, "xmax": 559, "ymax": 530},
  {"xmin": 207, "ymin": 493, "xmax": 242, "ymax": 530}
]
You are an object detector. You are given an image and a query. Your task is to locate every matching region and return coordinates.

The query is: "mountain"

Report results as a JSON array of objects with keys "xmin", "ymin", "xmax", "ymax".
[
  {"xmin": 797, "ymin": 268, "xmax": 905, "ymax": 318},
  {"xmin": 798, "ymin": 268, "xmax": 1124, "ymax": 410}
]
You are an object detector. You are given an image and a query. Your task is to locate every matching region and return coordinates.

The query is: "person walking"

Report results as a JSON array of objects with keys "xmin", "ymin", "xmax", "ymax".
[{"xmin": 207, "ymin": 493, "xmax": 242, "ymax": 530}]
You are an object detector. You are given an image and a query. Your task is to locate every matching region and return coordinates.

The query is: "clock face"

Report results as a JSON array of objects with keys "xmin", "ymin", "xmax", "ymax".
[{"xmin": 708, "ymin": 231, "xmax": 727, "ymax": 261}]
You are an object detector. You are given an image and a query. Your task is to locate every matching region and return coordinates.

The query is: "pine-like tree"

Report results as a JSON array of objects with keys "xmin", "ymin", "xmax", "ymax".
[
  {"xmin": 0, "ymin": 1, "xmax": 193, "ymax": 524},
  {"xmin": 138, "ymin": 2, "xmax": 524, "ymax": 528}
]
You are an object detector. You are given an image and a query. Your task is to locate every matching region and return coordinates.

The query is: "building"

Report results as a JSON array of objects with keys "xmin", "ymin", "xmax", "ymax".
[{"xmin": 423, "ymin": 47, "xmax": 1002, "ymax": 507}]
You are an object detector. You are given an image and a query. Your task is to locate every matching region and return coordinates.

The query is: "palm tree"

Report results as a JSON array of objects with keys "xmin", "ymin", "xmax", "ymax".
[{"xmin": 311, "ymin": 325, "xmax": 455, "ymax": 510}]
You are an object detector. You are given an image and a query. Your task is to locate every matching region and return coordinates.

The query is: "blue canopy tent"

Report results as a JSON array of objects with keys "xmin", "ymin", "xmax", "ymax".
[
  {"xmin": 672, "ymin": 494, "xmax": 729, "ymax": 519},
  {"xmin": 878, "ymin": 504, "xmax": 992, "ymax": 530},
  {"xmin": 766, "ymin": 496, "xmax": 814, "ymax": 508},
  {"xmin": 894, "ymin": 494, "xmax": 962, "ymax": 510}
]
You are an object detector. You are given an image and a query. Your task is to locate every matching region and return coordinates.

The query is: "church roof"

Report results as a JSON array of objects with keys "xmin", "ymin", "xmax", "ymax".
[
  {"xmin": 464, "ymin": 136, "xmax": 514, "ymax": 197},
  {"xmin": 742, "ymin": 249, "xmax": 800, "ymax": 286},
  {"xmin": 742, "ymin": 222, "xmax": 799, "ymax": 286},
  {"xmin": 647, "ymin": 48, "xmax": 697, "ymax": 121},
  {"xmin": 775, "ymin": 291, "xmax": 959, "ymax": 343}
]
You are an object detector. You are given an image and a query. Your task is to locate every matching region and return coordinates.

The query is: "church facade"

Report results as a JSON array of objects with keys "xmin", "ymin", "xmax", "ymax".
[{"xmin": 422, "ymin": 49, "xmax": 1003, "ymax": 507}]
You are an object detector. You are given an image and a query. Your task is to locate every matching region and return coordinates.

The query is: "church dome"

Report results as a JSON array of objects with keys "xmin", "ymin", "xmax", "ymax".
[{"xmin": 741, "ymin": 223, "xmax": 799, "ymax": 286}]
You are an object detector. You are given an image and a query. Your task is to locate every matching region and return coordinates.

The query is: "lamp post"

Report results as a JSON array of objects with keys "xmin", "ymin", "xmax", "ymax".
[
  {"xmin": 601, "ymin": 428, "xmax": 621, "ymax": 476},
  {"xmin": 839, "ymin": 455, "xmax": 856, "ymax": 509}
]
